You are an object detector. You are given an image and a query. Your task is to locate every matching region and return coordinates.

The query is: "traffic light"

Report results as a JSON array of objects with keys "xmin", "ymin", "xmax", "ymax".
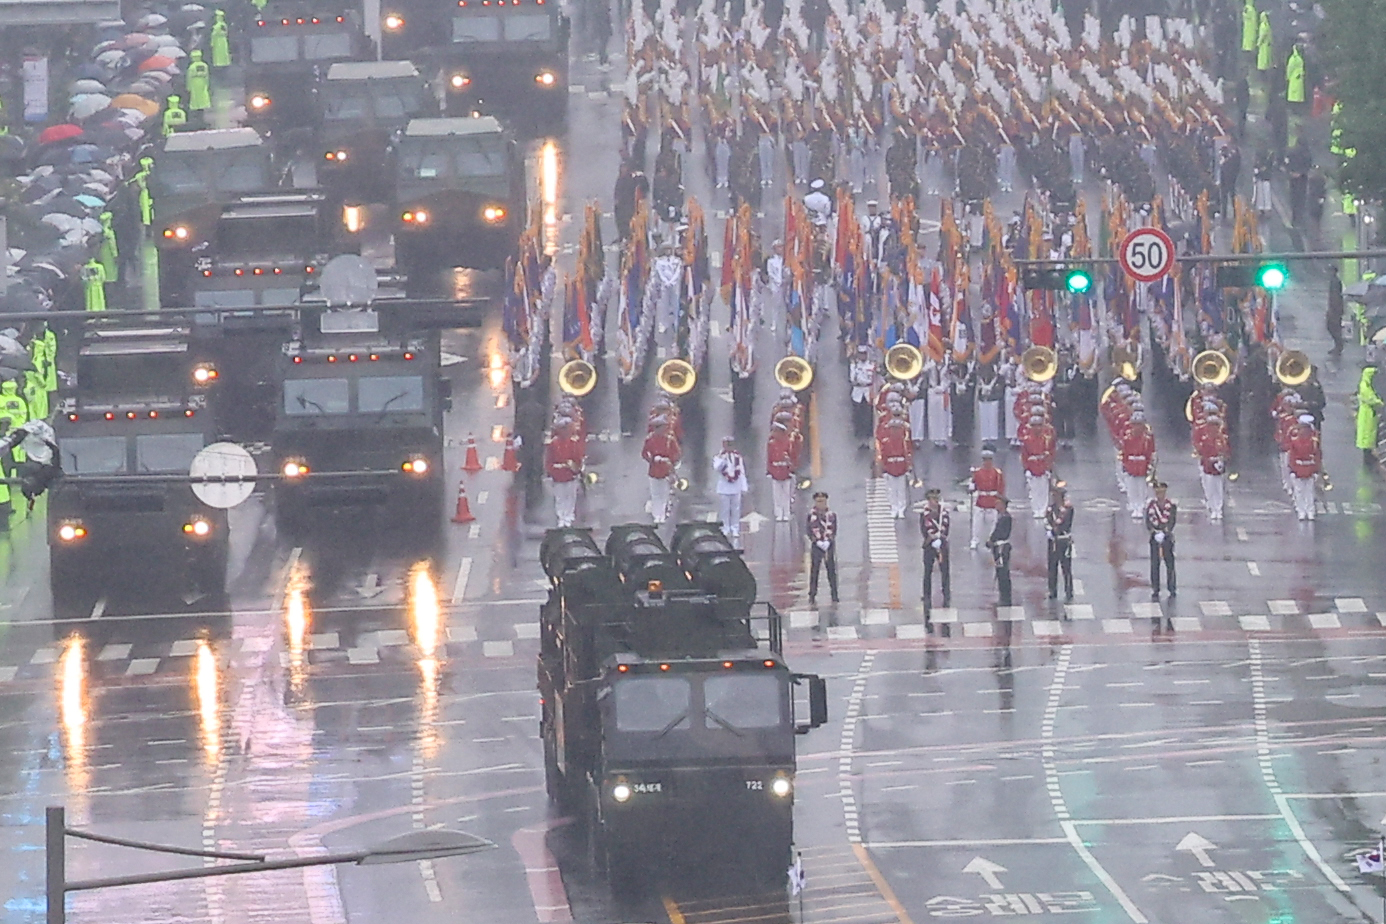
[
  {"xmin": 1022, "ymin": 266, "xmax": 1095, "ymax": 292},
  {"xmin": 1215, "ymin": 262, "xmax": 1289, "ymax": 289}
]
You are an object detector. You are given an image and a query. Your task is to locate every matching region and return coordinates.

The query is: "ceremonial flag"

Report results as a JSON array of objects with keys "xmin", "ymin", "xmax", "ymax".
[{"xmin": 1356, "ymin": 839, "xmax": 1384, "ymax": 874}]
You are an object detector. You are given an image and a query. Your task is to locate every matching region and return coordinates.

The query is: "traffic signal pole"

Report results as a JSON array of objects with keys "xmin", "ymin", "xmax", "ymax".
[{"xmin": 1014, "ymin": 248, "xmax": 1386, "ymax": 266}]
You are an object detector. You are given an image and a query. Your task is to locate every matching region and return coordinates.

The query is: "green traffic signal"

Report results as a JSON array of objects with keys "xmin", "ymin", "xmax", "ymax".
[
  {"xmin": 1256, "ymin": 263, "xmax": 1288, "ymax": 290},
  {"xmin": 1064, "ymin": 268, "xmax": 1094, "ymax": 294}
]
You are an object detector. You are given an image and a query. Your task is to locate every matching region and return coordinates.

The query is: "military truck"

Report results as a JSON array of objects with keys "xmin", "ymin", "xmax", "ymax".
[
  {"xmin": 49, "ymin": 326, "xmax": 228, "ymax": 614},
  {"xmin": 316, "ymin": 60, "xmax": 430, "ymax": 206},
  {"xmin": 537, "ymin": 523, "xmax": 828, "ymax": 891},
  {"xmin": 393, "ymin": 116, "xmax": 523, "ymax": 275},
  {"xmin": 379, "ymin": 0, "xmax": 567, "ymax": 130},
  {"xmin": 243, "ymin": 3, "xmax": 372, "ymax": 136}
]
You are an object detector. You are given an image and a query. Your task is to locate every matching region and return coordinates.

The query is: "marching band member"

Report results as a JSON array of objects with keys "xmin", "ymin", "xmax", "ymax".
[
  {"xmin": 1021, "ymin": 412, "xmax": 1057, "ymax": 519},
  {"xmin": 642, "ymin": 417, "xmax": 681, "ymax": 525},
  {"xmin": 975, "ymin": 360, "xmax": 1004, "ymax": 446},
  {"xmin": 968, "ymin": 448, "xmax": 1005, "ymax": 549},
  {"xmin": 545, "ymin": 416, "xmax": 585, "ymax": 528},
  {"xmin": 877, "ymin": 405, "xmax": 913, "ymax": 518},
  {"xmin": 766, "ymin": 419, "xmax": 797, "ymax": 522},
  {"xmin": 850, "ymin": 345, "xmax": 877, "ymax": 438},
  {"xmin": 1287, "ymin": 414, "xmax": 1322, "ymax": 521},
  {"xmin": 1191, "ymin": 402, "xmax": 1230, "ymax": 521},
  {"xmin": 1120, "ymin": 411, "xmax": 1157, "ymax": 520},
  {"xmin": 926, "ymin": 355, "xmax": 952, "ymax": 447},
  {"xmin": 712, "ymin": 436, "xmax": 750, "ymax": 539}
]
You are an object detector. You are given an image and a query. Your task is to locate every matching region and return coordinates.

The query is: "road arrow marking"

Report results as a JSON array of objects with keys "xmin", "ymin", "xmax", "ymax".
[
  {"xmin": 1176, "ymin": 832, "xmax": 1218, "ymax": 867},
  {"xmin": 963, "ymin": 857, "xmax": 1007, "ymax": 889},
  {"xmin": 356, "ymin": 573, "xmax": 385, "ymax": 598},
  {"xmin": 714, "ymin": 386, "xmax": 734, "ymax": 404},
  {"xmin": 741, "ymin": 511, "xmax": 768, "ymax": 533}
]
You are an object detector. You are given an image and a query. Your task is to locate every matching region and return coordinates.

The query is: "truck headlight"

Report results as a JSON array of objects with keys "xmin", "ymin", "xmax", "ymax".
[
  {"xmin": 57, "ymin": 522, "xmax": 88, "ymax": 543},
  {"xmin": 535, "ymin": 70, "xmax": 557, "ymax": 87},
  {"xmin": 282, "ymin": 459, "xmax": 309, "ymax": 478},
  {"xmin": 771, "ymin": 775, "xmax": 792, "ymax": 798},
  {"xmin": 402, "ymin": 457, "xmax": 429, "ymax": 475},
  {"xmin": 324, "ymin": 149, "xmax": 348, "ymax": 162},
  {"xmin": 611, "ymin": 782, "xmax": 632, "ymax": 803},
  {"xmin": 192, "ymin": 363, "xmax": 218, "ymax": 385},
  {"xmin": 449, "ymin": 73, "xmax": 471, "ymax": 89},
  {"xmin": 383, "ymin": 12, "xmax": 404, "ymax": 30},
  {"xmin": 482, "ymin": 205, "xmax": 506, "ymax": 223},
  {"xmin": 249, "ymin": 93, "xmax": 271, "ymax": 110},
  {"xmin": 402, "ymin": 209, "xmax": 429, "ymax": 224},
  {"xmin": 183, "ymin": 518, "xmax": 213, "ymax": 538},
  {"xmin": 163, "ymin": 225, "xmax": 190, "ymax": 241},
  {"xmin": 343, "ymin": 205, "xmax": 364, "ymax": 233}
]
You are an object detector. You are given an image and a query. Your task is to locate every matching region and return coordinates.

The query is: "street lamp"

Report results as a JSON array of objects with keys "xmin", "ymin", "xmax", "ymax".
[{"xmin": 45, "ymin": 806, "xmax": 493, "ymax": 924}]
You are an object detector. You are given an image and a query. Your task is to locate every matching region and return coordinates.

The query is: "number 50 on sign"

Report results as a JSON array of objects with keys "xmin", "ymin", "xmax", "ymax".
[{"xmin": 1118, "ymin": 228, "xmax": 1175, "ymax": 283}]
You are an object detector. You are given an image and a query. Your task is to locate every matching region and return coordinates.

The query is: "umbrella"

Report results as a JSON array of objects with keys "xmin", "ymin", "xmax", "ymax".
[
  {"xmin": 79, "ymin": 217, "xmax": 102, "ymax": 235},
  {"xmin": 73, "ymin": 194, "xmax": 105, "ymax": 208},
  {"xmin": 112, "ymin": 94, "xmax": 159, "ymax": 117},
  {"xmin": 68, "ymin": 146, "xmax": 105, "ymax": 165},
  {"xmin": 69, "ymin": 94, "xmax": 113, "ymax": 120},
  {"xmin": 141, "ymin": 71, "xmax": 173, "ymax": 85},
  {"xmin": 152, "ymin": 33, "xmax": 182, "ymax": 48},
  {"xmin": 137, "ymin": 12, "xmax": 168, "ymax": 28},
  {"xmin": 138, "ymin": 55, "xmax": 176, "ymax": 72},
  {"xmin": 40, "ymin": 213, "xmax": 82, "ymax": 232},
  {"xmin": 115, "ymin": 32, "xmax": 156, "ymax": 48},
  {"xmin": 162, "ymin": 47, "xmax": 189, "ymax": 58},
  {"xmin": 74, "ymin": 63, "xmax": 108, "ymax": 81},
  {"xmin": 95, "ymin": 50, "xmax": 129, "ymax": 68},
  {"xmin": 37, "ymin": 124, "xmax": 84, "ymax": 145},
  {"xmin": 42, "ymin": 197, "xmax": 93, "ymax": 218},
  {"xmin": 69, "ymin": 78, "xmax": 107, "ymax": 94}
]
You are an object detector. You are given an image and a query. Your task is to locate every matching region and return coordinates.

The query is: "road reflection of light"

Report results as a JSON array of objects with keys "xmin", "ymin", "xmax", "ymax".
[
  {"xmin": 195, "ymin": 641, "xmax": 221, "ymax": 761},
  {"xmin": 59, "ymin": 636, "xmax": 88, "ymax": 791},
  {"xmin": 487, "ymin": 349, "xmax": 509, "ymax": 389},
  {"xmin": 540, "ymin": 139, "xmax": 559, "ymax": 256},
  {"xmin": 409, "ymin": 562, "xmax": 444, "ymax": 758},
  {"xmin": 285, "ymin": 562, "xmax": 312, "ymax": 700}
]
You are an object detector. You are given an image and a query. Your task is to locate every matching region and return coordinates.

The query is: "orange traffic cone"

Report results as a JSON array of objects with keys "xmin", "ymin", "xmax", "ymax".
[
  {"xmin": 462, "ymin": 434, "xmax": 483, "ymax": 473},
  {"xmin": 451, "ymin": 482, "xmax": 476, "ymax": 523},
  {"xmin": 500, "ymin": 434, "xmax": 520, "ymax": 472}
]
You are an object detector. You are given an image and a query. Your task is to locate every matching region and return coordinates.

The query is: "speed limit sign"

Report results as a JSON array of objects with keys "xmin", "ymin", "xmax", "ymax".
[{"xmin": 1118, "ymin": 227, "xmax": 1175, "ymax": 283}]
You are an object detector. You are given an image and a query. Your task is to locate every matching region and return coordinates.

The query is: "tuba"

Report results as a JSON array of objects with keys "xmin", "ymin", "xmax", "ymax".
[
  {"xmin": 1274, "ymin": 350, "xmax": 1312, "ymax": 387},
  {"xmin": 774, "ymin": 355, "xmax": 814, "ymax": 392},
  {"xmin": 558, "ymin": 359, "xmax": 597, "ymax": 397},
  {"xmin": 1021, "ymin": 345, "xmax": 1057, "ymax": 382},
  {"xmin": 656, "ymin": 358, "xmax": 697, "ymax": 396},
  {"xmin": 885, "ymin": 343, "xmax": 923, "ymax": 381},
  {"xmin": 1191, "ymin": 349, "xmax": 1231, "ymax": 387}
]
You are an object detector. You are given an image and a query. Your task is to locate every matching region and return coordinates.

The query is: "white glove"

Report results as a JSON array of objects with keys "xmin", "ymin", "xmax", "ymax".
[
  {"xmin": 1154, "ymin": 531, "xmax": 1165, "ymax": 544},
  {"xmin": 931, "ymin": 538, "xmax": 943, "ymax": 550},
  {"xmin": 816, "ymin": 540, "xmax": 830, "ymax": 551},
  {"xmin": 1046, "ymin": 529, "xmax": 1054, "ymax": 540}
]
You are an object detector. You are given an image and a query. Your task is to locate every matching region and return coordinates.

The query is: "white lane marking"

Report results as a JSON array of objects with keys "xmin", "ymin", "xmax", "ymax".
[
  {"xmin": 452, "ymin": 557, "xmax": 473, "ymax": 605},
  {"xmin": 483, "ymin": 641, "xmax": 514, "ymax": 658},
  {"xmin": 1268, "ymin": 599, "xmax": 1299, "ymax": 614},
  {"xmin": 1199, "ymin": 600, "xmax": 1232, "ymax": 617},
  {"xmin": 1248, "ymin": 639, "xmax": 1351, "ymax": 893},
  {"xmin": 1071, "ymin": 814, "xmax": 1280, "ymax": 825},
  {"xmin": 1065, "ymin": 604, "xmax": 1094, "ymax": 620},
  {"xmin": 476, "ymin": 491, "xmax": 489, "ymax": 505},
  {"xmin": 126, "ymin": 658, "xmax": 159, "ymax": 676},
  {"xmin": 840, "ymin": 651, "xmax": 876, "ymax": 844},
  {"xmin": 1247, "ymin": 561, "xmax": 1260, "ymax": 576},
  {"xmin": 97, "ymin": 644, "xmax": 132, "ymax": 661},
  {"xmin": 871, "ymin": 837, "xmax": 1069, "ymax": 847},
  {"xmin": 468, "ymin": 523, "xmax": 481, "ymax": 539},
  {"xmin": 1307, "ymin": 613, "xmax": 1341, "ymax": 630},
  {"xmin": 1044, "ymin": 645, "xmax": 1149, "ymax": 923},
  {"xmin": 1236, "ymin": 527, "xmax": 1249, "ymax": 541},
  {"xmin": 168, "ymin": 640, "xmax": 199, "ymax": 657},
  {"xmin": 865, "ymin": 478, "xmax": 899, "ymax": 564},
  {"xmin": 1171, "ymin": 617, "xmax": 1202, "ymax": 632},
  {"xmin": 90, "ymin": 596, "xmax": 108, "ymax": 619},
  {"xmin": 1239, "ymin": 615, "xmax": 1272, "ymax": 631},
  {"xmin": 1335, "ymin": 597, "xmax": 1368, "ymax": 613},
  {"xmin": 514, "ymin": 622, "xmax": 540, "ymax": 640}
]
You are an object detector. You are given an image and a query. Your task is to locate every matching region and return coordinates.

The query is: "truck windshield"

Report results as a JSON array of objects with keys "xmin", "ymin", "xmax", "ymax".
[
  {"xmin": 249, "ymin": 35, "xmax": 298, "ymax": 63},
  {"xmin": 704, "ymin": 674, "xmax": 783, "ymax": 729},
  {"xmin": 397, "ymin": 136, "xmax": 507, "ymax": 181},
  {"xmin": 78, "ymin": 350, "xmax": 187, "ymax": 396},
  {"xmin": 60, "ymin": 436, "xmax": 127, "ymax": 474},
  {"xmin": 153, "ymin": 149, "xmax": 270, "ymax": 199},
  {"xmin": 284, "ymin": 377, "xmax": 350, "ymax": 415},
  {"xmin": 217, "ymin": 213, "xmax": 318, "ymax": 258},
  {"xmin": 358, "ymin": 375, "xmax": 424, "ymax": 413},
  {"xmin": 135, "ymin": 432, "xmax": 206, "ymax": 473},
  {"xmin": 451, "ymin": 11, "xmax": 551, "ymax": 42},
  {"xmin": 322, "ymin": 79, "xmax": 423, "ymax": 122},
  {"xmin": 251, "ymin": 31, "xmax": 353, "ymax": 63},
  {"xmin": 614, "ymin": 677, "xmax": 691, "ymax": 733}
]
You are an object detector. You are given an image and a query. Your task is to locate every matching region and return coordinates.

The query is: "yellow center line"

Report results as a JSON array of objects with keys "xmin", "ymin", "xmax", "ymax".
[
  {"xmin": 663, "ymin": 895, "xmax": 688, "ymax": 924},
  {"xmin": 851, "ymin": 842, "xmax": 916, "ymax": 924}
]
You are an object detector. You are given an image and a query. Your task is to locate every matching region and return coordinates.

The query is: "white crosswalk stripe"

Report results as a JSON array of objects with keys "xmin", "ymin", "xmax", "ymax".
[{"xmin": 865, "ymin": 478, "xmax": 899, "ymax": 564}]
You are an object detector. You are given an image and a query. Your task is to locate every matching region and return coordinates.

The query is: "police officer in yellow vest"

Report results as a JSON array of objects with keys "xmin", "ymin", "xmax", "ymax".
[
  {"xmin": 41, "ymin": 324, "xmax": 56, "ymax": 399},
  {"xmin": 1256, "ymin": 12, "xmax": 1272, "ymax": 72},
  {"xmin": 186, "ymin": 51, "xmax": 212, "ymax": 128},
  {"xmin": 1241, "ymin": 0, "xmax": 1257, "ymax": 52},
  {"xmin": 135, "ymin": 155, "xmax": 154, "ymax": 230},
  {"xmin": 162, "ymin": 94, "xmax": 188, "ymax": 136},
  {"xmin": 210, "ymin": 10, "xmax": 232, "ymax": 67},
  {"xmin": 23, "ymin": 367, "xmax": 45, "ymax": 422},
  {"xmin": 0, "ymin": 379, "xmax": 29, "ymax": 475},
  {"xmin": 83, "ymin": 258, "xmax": 107, "ymax": 312},
  {"xmin": 99, "ymin": 210, "xmax": 119, "ymax": 285},
  {"xmin": 1286, "ymin": 45, "xmax": 1306, "ymax": 104}
]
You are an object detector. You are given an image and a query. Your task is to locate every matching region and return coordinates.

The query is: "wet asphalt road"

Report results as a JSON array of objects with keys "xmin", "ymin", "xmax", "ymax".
[{"xmin": 1, "ymin": 43, "xmax": 1386, "ymax": 924}]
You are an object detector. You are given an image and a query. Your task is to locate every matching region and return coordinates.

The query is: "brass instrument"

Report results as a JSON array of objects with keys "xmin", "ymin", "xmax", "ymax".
[
  {"xmin": 558, "ymin": 359, "xmax": 597, "ymax": 397},
  {"xmin": 774, "ymin": 355, "xmax": 814, "ymax": 392},
  {"xmin": 1116, "ymin": 360, "xmax": 1137, "ymax": 382},
  {"xmin": 1275, "ymin": 349, "xmax": 1312, "ymax": 387},
  {"xmin": 1191, "ymin": 349, "xmax": 1230, "ymax": 386},
  {"xmin": 1021, "ymin": 345, "xmax": 1057, "ymax": 383},
  {"xmin": 885, "ymin": 343, "xmax": 923, "ymax": 381},
  {"xmin": 656, "ymin": 358, "xmax": 697, "ymax": 396}
]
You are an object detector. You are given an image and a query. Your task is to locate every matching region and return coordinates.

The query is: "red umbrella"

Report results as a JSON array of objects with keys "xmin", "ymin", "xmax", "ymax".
[
  {"xmin": 37, "ymin": 124, "xmax": 84, "ymax": 145},
  {"xmin": 137, "ymin": 54, "xmax": 176, "ymax": 72}
]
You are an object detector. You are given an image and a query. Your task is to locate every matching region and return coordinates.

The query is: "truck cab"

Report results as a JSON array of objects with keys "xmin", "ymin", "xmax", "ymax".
[
  {"xmin": 244, "ymin": 4, "xmax": 372, "ymax": 136},
  {"xmin": 153, "ymin": 128, "xmax": 277, "ymax": 305},
  {"xmin": 271, "ymin": 303, "xmax": 449, "ymax": 533},
  {"xmin": 317, "ymin": 60, "xmax": 430, "ymax": 206},
  {"xmin": 49, "ymin": 328, "xmax": 228, "ymax": 614},
  {"xmin": 380, "ymin": 0, "xmax": 567, "ymax": 131},
  {"xmin": 393, "ymin": 117, "xmax": 523, "ymax": 274}
]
